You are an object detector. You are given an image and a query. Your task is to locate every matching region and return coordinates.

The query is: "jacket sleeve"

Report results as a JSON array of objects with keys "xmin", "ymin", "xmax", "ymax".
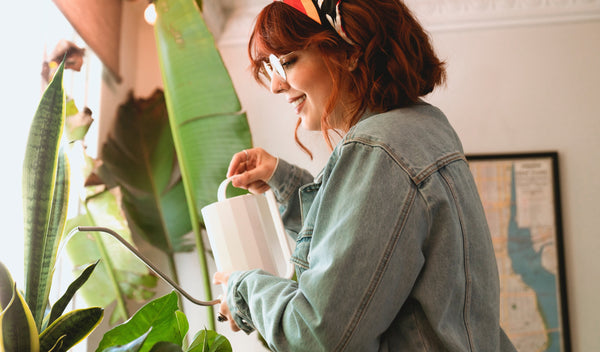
[
  {"xmin": 226, "ymin": 142, "xmax": 429, "ymax": 351},
  {"xmin": 267, "ymin": 158, "xmax": 314, "ymax": 240}
]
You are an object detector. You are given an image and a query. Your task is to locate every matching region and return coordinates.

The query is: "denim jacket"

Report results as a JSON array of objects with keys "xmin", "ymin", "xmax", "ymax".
[{"xmin": 226, "ymin": 102, "xmax": 516, "ymax": 351}]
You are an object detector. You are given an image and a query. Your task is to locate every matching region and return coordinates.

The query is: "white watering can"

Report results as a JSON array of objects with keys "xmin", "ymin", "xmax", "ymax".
[
  {"xmin": 201, "ymin": 178, "xmax": 294, "ymax": 280},
  {"xmin": 61, "ymin": 178, "xmax": 294, "ymax": 310}
]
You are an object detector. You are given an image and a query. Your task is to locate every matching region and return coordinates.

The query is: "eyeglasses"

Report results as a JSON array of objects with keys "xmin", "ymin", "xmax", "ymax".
[{"xmin": 262, "ymin": 52, "xmax": 295, "ymax": 82}]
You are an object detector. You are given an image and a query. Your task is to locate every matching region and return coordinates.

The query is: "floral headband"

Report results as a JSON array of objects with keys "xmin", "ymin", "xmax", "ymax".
[{"xmin": 277, "ymin": 0, "xmax": 354, "ymax": 44}]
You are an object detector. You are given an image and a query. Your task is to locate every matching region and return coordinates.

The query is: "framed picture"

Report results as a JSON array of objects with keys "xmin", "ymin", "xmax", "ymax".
[{"xmin": 466, "ymin": 152, "xmax": 570, "ymax": 352}]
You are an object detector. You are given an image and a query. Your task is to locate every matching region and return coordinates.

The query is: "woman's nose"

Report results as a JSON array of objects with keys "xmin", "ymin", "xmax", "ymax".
[{"xmin": 270, "ymin": 74, "xmax": 288, "ymax": 94}]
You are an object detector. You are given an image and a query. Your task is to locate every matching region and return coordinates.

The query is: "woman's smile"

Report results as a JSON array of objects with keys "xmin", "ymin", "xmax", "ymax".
[{"xmin": 289, "ymin": 94, "xmax": 306, "ymax": 113}]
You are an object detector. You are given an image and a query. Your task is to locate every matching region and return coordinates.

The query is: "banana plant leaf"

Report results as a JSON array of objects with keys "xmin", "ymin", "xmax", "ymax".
[
  {"xmin": 153, "ymin": 0, "xmax": 253, "ymax": 327},
  {"xmin": 65, "ymin": 189, "xmax": 158, "ymax": 325},
  {"xmin": 38, "ymin": 307, "xmax": 103, "ymax": 352},
  {"xmin": 22, "ymin": 60, "xmax": 69, "ymax": 330},
  {"xmin": 95, "ymin": 89, "xmax": 194, "ymax": 256}
]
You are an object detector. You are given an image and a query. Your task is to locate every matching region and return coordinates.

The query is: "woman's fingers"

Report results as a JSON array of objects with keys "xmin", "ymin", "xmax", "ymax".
[
  {"xmin": 226, "ymin": 147, "xmax": 277, "ymax": 193},
  {"xmin": 227, "ymin": 150, "xmax": 250, "ymax": 178},
  {"xmin": 213, "ymin": 271, "xmax": 230, "ymax": 285},
  {"xmin": 212, "ymin": 272, "xmax": 241, "ymax": 332},
  {"xmin": 218, "ymin": 301, "xmax": 241, "ymax": 332}
]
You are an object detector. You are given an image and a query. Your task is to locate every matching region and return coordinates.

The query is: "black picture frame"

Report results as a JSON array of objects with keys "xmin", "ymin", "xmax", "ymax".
[{"xmin": 466, "ymin": 151, "xmax": 570, "ymax": 352}]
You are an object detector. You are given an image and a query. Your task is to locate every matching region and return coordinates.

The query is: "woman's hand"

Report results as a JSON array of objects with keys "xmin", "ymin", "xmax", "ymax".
[
  {"xmin": 227, "ymin": 147, "xmax": 277, "ymax": 194},
  {"xmin": 213, "ymin": 271, "xmax": 241, "ymax": 332}
]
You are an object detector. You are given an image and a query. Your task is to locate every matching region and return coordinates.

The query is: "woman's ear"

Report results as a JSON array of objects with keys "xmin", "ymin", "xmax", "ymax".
[{"xmin": 346, "ymin": 51, "xmax": 360, "ymax": 71}]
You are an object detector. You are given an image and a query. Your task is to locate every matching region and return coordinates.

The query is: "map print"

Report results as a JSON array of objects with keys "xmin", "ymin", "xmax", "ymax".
[{"xmin": 469, "ymin": 156, "xmax": 566, "ymax": 352}]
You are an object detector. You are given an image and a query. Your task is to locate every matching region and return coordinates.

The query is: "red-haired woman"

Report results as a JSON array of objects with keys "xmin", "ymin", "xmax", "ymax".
[{"xmin": 214, "ymin": 1, "xmax": 516, "ymax": 351}]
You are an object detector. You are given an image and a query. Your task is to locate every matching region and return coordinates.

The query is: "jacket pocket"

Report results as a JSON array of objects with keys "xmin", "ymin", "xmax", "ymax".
[{"xmin": 290, "ymin": 230, "xmax": 312, "ymax": 276}]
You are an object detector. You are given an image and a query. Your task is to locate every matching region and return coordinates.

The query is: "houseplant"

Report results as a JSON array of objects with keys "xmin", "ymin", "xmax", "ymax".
[
  {"xmin": 0, "ymin": 57, "xmax": 232, "ymax": 351},
  {"xmin": 152, "ymin": 0, "xmax": 253, "ymax": 329},
  {"xmin": 0, "ymin": 61, "xmax": 103, "ymax": 351}
]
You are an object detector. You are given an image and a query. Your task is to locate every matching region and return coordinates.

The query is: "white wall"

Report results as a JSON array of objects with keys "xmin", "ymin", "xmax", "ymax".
[
  {"xmin": 100, "ymin": 1, "xmax": 600, "ymax": 351},
  {"xmin": 426, "ymin": 21, "xmax": 600, "ymax": 351}
]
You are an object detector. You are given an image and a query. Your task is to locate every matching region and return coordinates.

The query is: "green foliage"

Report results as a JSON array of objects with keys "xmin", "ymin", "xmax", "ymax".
[
  {"xmin": 0, "ymin": 260, "xmax": 103, "ymax": 352},
  {"xmin": 65, "ymin": 194, "xmax": 158, "ymax": 325},
  {"xmin": 97, "ymin": 292, "xmax": 185, "ymax": 351},
  {"xmin": 45, "ymin": 261, "xmax": 99, "ymax": 328},
  {"xmin": 0, "ymin": 61, "xmax": 103, "ymax": 351},
  {"xmin": 0, "ymin": 277, "xmax": 39, "ymax": 351},
  {"xmin": 97, "ymin": 292, "xmax": 231, "ymax": 352},
  {"xmin": 187, "ymin": 329, "xmax": 232, "ymax": 352},
  {"xmin": 22, "ymin": 60, "xmax": 69, "ymax": 330},
  {"xmin": 153, "ymin": 0, "xmax": 253, "ymax": 328},
  {"xmin": 95, "ymin": 89, "xmax": 194, "ymax": 255},
  {"xmin": 38, "ymin": 307, "xmax": 104, "ymax": 352}
]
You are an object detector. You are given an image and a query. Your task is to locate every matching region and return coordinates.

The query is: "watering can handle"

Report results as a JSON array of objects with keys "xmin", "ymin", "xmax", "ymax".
[{"xmin": 217, "ymin": 178, "xmax": 295, "ymax": 279}]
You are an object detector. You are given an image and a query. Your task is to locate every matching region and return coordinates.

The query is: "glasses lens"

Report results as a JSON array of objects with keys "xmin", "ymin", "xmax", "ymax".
[{"xmin": 268, "ymin": 54, "xmax": 286, "ymax": 81}]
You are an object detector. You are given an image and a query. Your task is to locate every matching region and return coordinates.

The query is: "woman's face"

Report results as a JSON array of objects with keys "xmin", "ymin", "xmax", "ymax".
[{"xmin": 267, "ymin": 46, "xmax": 347, "ymax": 131}]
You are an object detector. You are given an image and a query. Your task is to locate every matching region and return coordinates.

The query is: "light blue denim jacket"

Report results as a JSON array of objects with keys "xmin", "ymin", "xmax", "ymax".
[{"xmin": 226, "ymin": 102, "xmax": 516, "ymax": 351}]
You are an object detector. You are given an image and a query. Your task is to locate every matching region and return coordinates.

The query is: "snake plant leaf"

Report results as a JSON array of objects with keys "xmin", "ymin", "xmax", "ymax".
[
  {"xmin": 65, "ymin": 190, "xmax": 158, "ymax": 325},
  {"xmin": 153, "ymin": 0, "xmax": 253, "ymax": 328},
  {"xmin": 45, "ymin": 260, "xmax": 99, "ymax": 328},
  {"xmin": 0, "ymin": 283, "xmax": 40, "ymax": 352},
  {"xmin": 38, "ymin": 307, "xmax": 103, "ymax": 352},
  {"xmin": 95, "ymin": 89, "xmax": 194, "ymax": 254},
  {"xmin": 0, "ymin": 262, "xmax": 14, "ymax": 310},
  {"xmin": 22, "ymin": 59, "xmax": 67, "ymax": 330},
  {"xmin": 97, "ymin": 292, "xmax": 187, "ymax": 352}
]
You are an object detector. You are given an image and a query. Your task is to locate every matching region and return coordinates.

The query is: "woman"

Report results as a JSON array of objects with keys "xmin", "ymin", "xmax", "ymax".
[{"xmin": 214, "ymin": 0, "xmax": 516, "ymax": 351}]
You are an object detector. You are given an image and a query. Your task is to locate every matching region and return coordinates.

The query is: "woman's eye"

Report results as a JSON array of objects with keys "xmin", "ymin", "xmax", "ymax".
[{"xmin": 281, "ymin": 58, "xmax": 296, "ymax": 69}]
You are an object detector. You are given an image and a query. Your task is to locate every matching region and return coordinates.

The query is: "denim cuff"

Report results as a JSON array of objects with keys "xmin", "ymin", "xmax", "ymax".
[
  {"xmin": 227, "ymin": 270, "xmax": 257, "ymax": 334},
  {"xmin": 267, "ymin": 158, "xmax": 305, "ymax": 204}
]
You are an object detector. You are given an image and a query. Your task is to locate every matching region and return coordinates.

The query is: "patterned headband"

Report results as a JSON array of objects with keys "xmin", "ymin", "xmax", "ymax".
[{"xmin": 277, "ymin": 0, "xmax": 354, "ymax": 44}]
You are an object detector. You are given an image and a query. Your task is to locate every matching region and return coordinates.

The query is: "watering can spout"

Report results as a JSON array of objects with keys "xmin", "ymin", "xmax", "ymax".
[{"xmin": 63, "ymin": 226, "xmax": 220, "ymax": 307}]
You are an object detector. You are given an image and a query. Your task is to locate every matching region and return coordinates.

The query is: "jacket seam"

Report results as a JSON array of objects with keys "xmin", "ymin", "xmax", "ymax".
[
  {"xmin": 440, "ymin": 168, "xmax": 475, "ymax": 351},
  {"xmin": 343, "ymin": 136, "xmax": 466, "ymax": 185},
  {"xmin": 334, "ymin": 185, "xmax": 418, "ymax": 351}
]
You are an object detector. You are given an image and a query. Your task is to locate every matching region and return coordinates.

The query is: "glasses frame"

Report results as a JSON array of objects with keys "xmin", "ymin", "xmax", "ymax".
[{"xmin": 262, "ymin": 51, "xmax": 295, "ymax": 82}]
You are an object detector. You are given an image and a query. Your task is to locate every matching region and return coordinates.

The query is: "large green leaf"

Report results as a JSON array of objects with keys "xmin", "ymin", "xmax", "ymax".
[
  {"xmin": 22, "ymin": 60, "xmax": 67, "ymax": 330},
  {"xmin": 96, "ymin": 292, "xmax": 187, "ymax": 352},
  {"xmin": 95, "ymin": 90, "xmax": 194, "ymax": 254},
  {"xmin": 153, "ymin": 0, "xmax": 253, "ymax": 328},
  {"xmin": 65, "ymin": 190, "xmax": 158, "ymax": 325},
  {"xmin": 100, "ymin": 329, "xmax": 152, "ymax": 352},
  {"xmin": 39, "ymin": 307, "xmax": 103, "ymax": 352},
  {"xmin": 187, "ymin": 329, "xmax": 232, "ymax": 352},
  {"xmin": 0, "ymin": 283, "xmax": 39, "ymax": 352}
]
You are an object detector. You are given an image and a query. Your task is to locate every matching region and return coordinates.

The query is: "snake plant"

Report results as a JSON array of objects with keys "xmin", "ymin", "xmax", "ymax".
[{"xmin": 0, "ymin": 61, "xmax": 103, "ymax": 351}]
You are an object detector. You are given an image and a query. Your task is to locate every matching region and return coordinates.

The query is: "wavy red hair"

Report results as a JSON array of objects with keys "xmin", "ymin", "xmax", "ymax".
[{"xmin": 248, "ymin": 0, "xmax": 446, "ymax": 154}]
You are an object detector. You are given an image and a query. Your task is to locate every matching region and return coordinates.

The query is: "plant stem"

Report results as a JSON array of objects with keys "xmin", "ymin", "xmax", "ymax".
[{"xmin": 194, "ymin": 225, "xmax": 215, "ymax": 331}]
